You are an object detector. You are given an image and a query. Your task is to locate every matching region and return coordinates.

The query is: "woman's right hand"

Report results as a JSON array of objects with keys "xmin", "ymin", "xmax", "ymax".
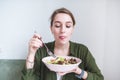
[
  {"xmin": 28, "ymin": 33, "xmax": 43, "ymax": 56},
  {"xmin": 26, "ymin": 33, "xmax": 43, "ymax": 69}
]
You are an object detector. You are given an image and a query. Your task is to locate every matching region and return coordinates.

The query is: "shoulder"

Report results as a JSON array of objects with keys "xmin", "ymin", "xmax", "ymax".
[
  {"xmin": 70, "ymin": 41, "xmax": 89, "ymax": 50},
  {"xmin": 70, "ymin": 41, "xmax": 91, "ymax": 58}
]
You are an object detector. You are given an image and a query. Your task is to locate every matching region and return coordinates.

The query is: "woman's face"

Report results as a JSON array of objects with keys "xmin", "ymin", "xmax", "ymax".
[{"xmin": 51, "ymin": 13, "xmax": 74, "ymax": 45}]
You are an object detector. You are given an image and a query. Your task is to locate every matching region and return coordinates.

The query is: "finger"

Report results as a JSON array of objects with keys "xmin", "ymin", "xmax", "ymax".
[
  {"xmin": 29, "ymin": 38, "xmax": 43, "ymax": 47},
  {"xmin": 30, "ymin": 42, "xmax": 41, "ymax": 48},
  {"xmin": 31, "ymin": 38, "xmax": 42, "ymax": 44},
  {"xmin": 30, "ymin": 40, "xmax": 43, "ymax": 48},
  {"xmin": 33, "ymin": 33, "xmax": 42, "ymax": 39}
]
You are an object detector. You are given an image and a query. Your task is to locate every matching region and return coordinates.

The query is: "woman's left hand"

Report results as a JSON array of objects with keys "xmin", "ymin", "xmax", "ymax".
[{"xmin": 57, "ymin": 66, "xmax": 82, "ymax": 76}]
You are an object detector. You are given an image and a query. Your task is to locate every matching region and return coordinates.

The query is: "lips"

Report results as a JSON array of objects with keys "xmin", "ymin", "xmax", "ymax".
[{"xmin": 59, "ymin": 36, "xmax": 66, "ymax": 40}]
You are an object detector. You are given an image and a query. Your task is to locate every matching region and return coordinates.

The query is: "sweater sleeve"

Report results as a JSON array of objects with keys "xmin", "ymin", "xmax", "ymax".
[
  {"xmin": 84, "ymin": 48, "xmax": 104, "ymax": 80},
  {"xmin": 21, "ymin": 50, "xmax": 41, "ymax": 80},
  {"xmin": 21, "ymin": 61, "xmax": 40, "ymax": 80},
  {"xmin": 21, "ymin": 46, "xmax": 47, "ymax": 80}
]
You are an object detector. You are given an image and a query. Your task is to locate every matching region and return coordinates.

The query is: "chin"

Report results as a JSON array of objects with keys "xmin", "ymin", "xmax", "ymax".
[{"xmin": 59, "ymin": 40, "xmax": 69, "ymax": 45}]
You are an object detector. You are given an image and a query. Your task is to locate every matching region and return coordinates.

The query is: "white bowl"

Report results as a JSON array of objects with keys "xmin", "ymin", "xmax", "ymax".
[{"xmin": 42, "ymin": 56, "xmax": 82, "ymax": 72}]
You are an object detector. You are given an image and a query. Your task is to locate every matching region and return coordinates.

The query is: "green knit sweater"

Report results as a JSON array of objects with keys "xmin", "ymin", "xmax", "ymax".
[{"xmin": 21, "ymin": 41, "xmax": 104, "ymax": 80}]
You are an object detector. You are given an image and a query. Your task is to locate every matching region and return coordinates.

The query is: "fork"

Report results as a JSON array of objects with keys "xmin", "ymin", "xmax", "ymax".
[
  {"xmin": 34, "ymin": 30, "xmax": 56, "ymax": 58},
  {"xmin": 40, "ymin": 39, "xmax": 56, "ymax": 58}
]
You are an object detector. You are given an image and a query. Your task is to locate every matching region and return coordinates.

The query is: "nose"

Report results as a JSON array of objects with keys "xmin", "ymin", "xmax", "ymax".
[{"xmin": 60, "ymin": 26, "xmax": 66, "ymax": 33}]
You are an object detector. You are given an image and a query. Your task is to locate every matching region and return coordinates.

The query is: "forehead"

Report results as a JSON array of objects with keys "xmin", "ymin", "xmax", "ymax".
[{"xmin": 54, "ymin": 13, "xmax": 73, "ymax": 22}]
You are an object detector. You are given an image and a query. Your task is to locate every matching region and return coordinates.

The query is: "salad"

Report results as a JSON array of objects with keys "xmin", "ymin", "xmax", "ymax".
[{"xmin": 47, "ymin": 57, "xmax": 77, "ymax": 65}]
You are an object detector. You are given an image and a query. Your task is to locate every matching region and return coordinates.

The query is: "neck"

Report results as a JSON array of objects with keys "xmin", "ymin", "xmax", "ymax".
[
  {"xmin": 55, "ymin": 42, "xmax": 70, "ymax": 49},
  {"xmin": 54, "ymin": 41, "xmax": 70, "ymax": 56}
]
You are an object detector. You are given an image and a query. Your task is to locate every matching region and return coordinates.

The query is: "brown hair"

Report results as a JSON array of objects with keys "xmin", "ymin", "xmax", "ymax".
[{"xmin": 50, "ymin": 7, "xmax": 76, "ymax": 26}]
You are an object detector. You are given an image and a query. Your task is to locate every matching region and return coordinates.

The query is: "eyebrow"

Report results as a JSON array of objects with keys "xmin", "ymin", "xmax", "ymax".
[
  {"xmin": 54, "ymin": 21, "xmax": 73, "ymax": 24},
  {"xmin": 66, "ymin": 21, "xmax": 73, "ymax": 24},
  {"xmin": 54, "ymin": 21, "xmax": 61, "ymax": 24}
]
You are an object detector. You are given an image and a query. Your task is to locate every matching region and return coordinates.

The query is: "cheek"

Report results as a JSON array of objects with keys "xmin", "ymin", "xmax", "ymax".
[
  {"xmin": 68, "ymin": 29, "xmax": 74, "ymax": 35},
  {"xmin": 52, "ymin": 30, "xmax": 58, "ymax": 34},
  {"xmin": 51, "ymin": 27, "xmax": 56, "ymax": 34},
  {"xmin": 51, "ymin": 29, "xmax": 59, "ymax": 36}
]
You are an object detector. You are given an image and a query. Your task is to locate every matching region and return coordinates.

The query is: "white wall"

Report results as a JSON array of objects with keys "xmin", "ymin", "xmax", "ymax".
[
  {"xmin": 0, "ymin": 0, "xmax": 120, "ymax": 80},
  {"xmin": 103, "ymin": 0, "xmax": 120, "ymax": 80}
]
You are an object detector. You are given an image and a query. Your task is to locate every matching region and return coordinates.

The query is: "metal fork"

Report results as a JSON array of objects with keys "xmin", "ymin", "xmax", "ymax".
[
  {"xmin": 34, "ymin": 30, "xmax": 56, "ymax": 58},
  {"xmin": 41, "ymin": 39, "xmax": 56, "ymax": 58}
]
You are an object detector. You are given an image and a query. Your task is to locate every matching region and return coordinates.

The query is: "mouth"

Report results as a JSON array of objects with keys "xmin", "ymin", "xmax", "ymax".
[{"xmin": 59, "ymin": 36, "xmax": 66, "ymax": 40}]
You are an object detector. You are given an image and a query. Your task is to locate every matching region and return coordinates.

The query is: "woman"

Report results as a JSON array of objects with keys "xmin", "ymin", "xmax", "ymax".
[{"xmin": 21, "ymin": 8, "xmax": 104, "ymax": 80}]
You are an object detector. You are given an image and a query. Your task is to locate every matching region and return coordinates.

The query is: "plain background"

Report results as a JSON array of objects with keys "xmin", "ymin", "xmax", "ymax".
[{"xmin": 0, "ymin": 0, "xmax": 120, "ymax": 80}]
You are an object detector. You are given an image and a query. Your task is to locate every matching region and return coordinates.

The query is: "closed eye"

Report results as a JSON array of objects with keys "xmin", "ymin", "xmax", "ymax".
[
  {"xmin": 66, "ymin": 25, "xmax": 71, "ymax": 28},
  {"xmin": 55, "ymin": 25, "xmax": 61, "ymax": 28}
]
